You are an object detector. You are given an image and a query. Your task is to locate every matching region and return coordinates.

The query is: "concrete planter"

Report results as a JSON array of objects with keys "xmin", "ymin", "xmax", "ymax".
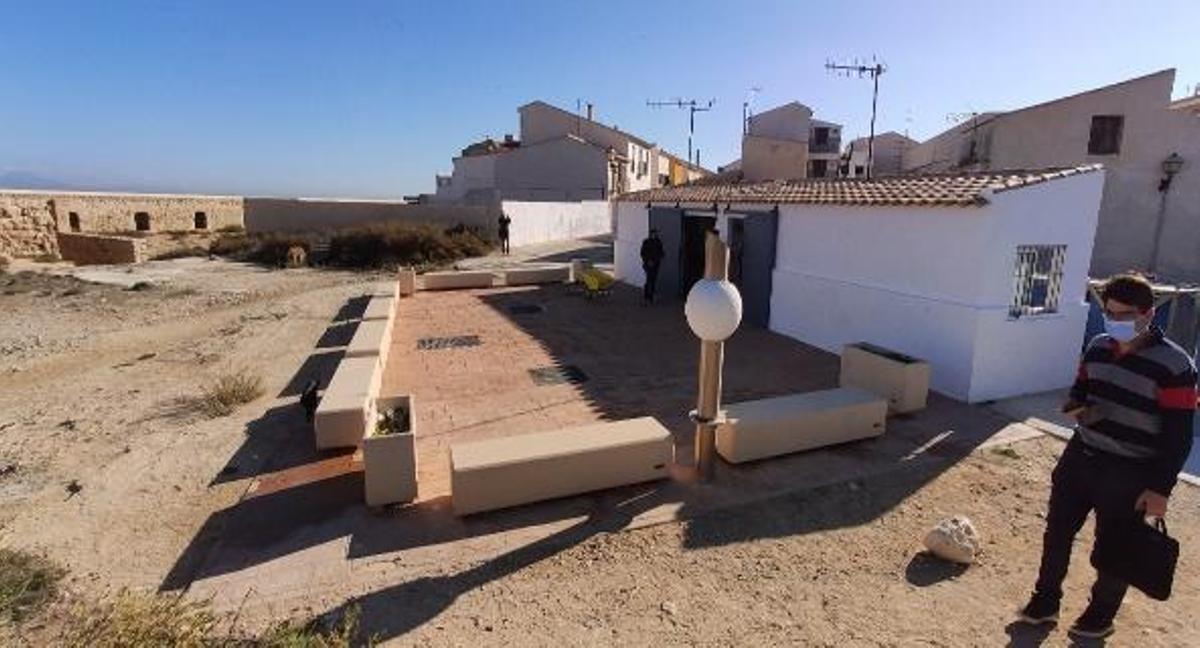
[
  {"xmin": 839, "ymin": 343, "xmax": 931, "ymax": 414},
  {"xmin": 363, "ymin": 394, "xmax": 417, "ymax": 506},
  {"xmin": 398, "ymin": 268, "xmax": 416, "ymax": 296}
]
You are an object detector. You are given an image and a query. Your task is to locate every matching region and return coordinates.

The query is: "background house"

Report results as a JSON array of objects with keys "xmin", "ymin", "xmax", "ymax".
[
  {"xmin": 841, "ymin": 131, "xmax": 917, "ymax": 178},
  {"xmin": 613, "ymin": 166, "xmax": 1105, "ymax": 403},
  {"xmin": 721, "ymin": 102, "xmax": 844, "ymax": 181},
  {"xmin": 431, "ymin": 101, "xmax": 708, "ymax": 205},
  {"xmin": 901, "ymin": 70, "xmax": 1200, "ymax": 282}
]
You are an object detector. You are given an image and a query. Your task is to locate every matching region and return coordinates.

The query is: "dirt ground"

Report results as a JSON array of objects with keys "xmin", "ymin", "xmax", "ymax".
[{"xmin": 1, "ymin": 254, "xmax": 1197, "ymax": 647}]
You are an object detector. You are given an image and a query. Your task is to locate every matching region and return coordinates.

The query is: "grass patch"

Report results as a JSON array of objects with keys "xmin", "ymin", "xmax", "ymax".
[
  {"xmin": 199, "ymin": 369, "xmax": 265, "ymax": 418},
  {"xmin": 0, "ymin": 548, "xmax": 65, "ymax": 623},
  {"xmin": 62, "ymin": 590, "xmax": 361, "ymax": 647}
]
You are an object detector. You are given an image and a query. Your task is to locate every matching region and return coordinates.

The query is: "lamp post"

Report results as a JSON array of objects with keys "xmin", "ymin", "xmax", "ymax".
[
  {"xmin": 1150, "ymin": 152, "xmax": 1185, "ymax": 274},
  {"xmin": 684, "ymin": 230, "xmax": 743, "ymax": 482}
]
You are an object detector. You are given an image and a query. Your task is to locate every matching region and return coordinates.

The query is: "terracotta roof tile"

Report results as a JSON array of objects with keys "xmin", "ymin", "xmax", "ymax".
[{"xmin": 618, "ymin": 164, "xmax": 1103, "ymax": 207}]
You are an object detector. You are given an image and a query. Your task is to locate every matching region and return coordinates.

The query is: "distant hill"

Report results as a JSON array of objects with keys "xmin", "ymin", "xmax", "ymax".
[{"xmin": 0, "ymin": 170, "xmax": 70, "ymax": 190}]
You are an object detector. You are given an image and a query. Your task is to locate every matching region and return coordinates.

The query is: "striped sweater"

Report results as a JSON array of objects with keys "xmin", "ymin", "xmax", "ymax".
[{"xmin": 1069, "ymin": 326, "xmax": 1197, "ymax": 495}]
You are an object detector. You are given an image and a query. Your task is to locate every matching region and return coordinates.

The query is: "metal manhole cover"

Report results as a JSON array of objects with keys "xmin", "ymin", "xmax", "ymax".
[
  {"xmin": 417, "ymin": 335, "xmax": 481, "ymax": 351},
  {"xmin": 529, "ymin": 365, "xmax": 589, "ymax": 386},
  {"xmin": 506, "ymin": 303, "xmax": 544, "ymax": 315}
]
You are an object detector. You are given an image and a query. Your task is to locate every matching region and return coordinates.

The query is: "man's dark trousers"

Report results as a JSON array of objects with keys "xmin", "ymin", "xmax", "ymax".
[
  {"xmin": 1034, "ymin": 438, "xmax": 1145, "ymax": 619},
  {"xmin": 643, "ymin": 263, "xmax": 660, "ymax": 302}
]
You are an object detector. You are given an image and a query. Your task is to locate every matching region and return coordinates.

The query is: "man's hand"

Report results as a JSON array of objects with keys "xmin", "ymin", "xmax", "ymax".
[{"xmin": 1135, "ymin": 490, "xmax": 1169, "ymax": 517}]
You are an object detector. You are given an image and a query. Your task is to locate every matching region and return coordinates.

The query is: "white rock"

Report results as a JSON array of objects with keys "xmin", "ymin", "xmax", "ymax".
[{"xmin": 923, "ymin": 516, "xmax": 980, "ymax": 564}]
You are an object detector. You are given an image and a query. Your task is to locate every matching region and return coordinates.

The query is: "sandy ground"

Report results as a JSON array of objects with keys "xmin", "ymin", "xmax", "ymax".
[{"xmin": 0, "ymin": 250, "xmax": 1197, "ymax": 646}]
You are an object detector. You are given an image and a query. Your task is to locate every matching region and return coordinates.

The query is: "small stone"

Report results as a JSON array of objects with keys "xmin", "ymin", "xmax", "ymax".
[{"xmin": 660, "ymin": 601, "xmax": 678, "ymax": 616}]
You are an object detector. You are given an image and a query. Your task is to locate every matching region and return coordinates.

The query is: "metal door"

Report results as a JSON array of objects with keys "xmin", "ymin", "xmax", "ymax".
[
  {"xmin": 647, "ymin": 208, "xmax": 682, "ymax": 301},
  {"xmin": 736, "ymin": 210, "xmax": 778, "ymax": 328}
]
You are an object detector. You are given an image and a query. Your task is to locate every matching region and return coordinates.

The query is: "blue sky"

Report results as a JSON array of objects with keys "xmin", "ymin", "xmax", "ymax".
[{"xmin": 2, "ymin": 0, "xmax": 1197, "ymax": 198}]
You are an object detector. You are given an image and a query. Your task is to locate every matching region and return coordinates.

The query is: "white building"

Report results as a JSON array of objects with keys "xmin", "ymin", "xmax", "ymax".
[
  {"xmin": 431, "ymin": 101, "xmax": 708, "ymax": 204},
  {"xmin": 721, "ymin": 102, "xmax": 844, "ymax": 181},
  {"xmin": 613, "ymin": 166, "xmax": 1105, "ymax": 403},
  {"xmin": 841, "ymin": 131, "xmax": 918, "ymax": 178},
  {"xmin": 902, "ymin": 69, "xmax": 1200, "ymax": 282}
]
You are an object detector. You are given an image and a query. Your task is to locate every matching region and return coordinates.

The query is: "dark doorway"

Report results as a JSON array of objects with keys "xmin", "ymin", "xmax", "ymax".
[
  {"xmin": 809, "ymin": 159, "xmax": 828, "ymax": 178},
  {"xmin": 681, "ymin": 214, "xmax": 717, "ymax": 297},
  {"xmin": 647, "ymin": 208, "xmax": 682, "ymax": 301},
  {"xmin": 194, "ymin": 212, "xmax": 208, "ymax": 229},
  {"xmin": 68, "ymin": 212, "xmax": 81, "ymax": 232},
  {"xmin": 134, "ymin": 212, "xmax": 150, "ymax": 231}
]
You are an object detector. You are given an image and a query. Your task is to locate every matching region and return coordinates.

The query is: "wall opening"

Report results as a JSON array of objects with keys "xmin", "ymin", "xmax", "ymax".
[
  {"xmin": 134, "ymin": 212, "xmax": 151, "ymax": 231},
  {"xmin": 1010, "ymin": 244, "xmax": 1067, "ymax": 317},
  {"xmin": 194, "ymin": 211, "xmax": 208, "ymax": 229},
  {"xmin": 68, "ymin": 212, "xmax": 81, "ymax": 232}
]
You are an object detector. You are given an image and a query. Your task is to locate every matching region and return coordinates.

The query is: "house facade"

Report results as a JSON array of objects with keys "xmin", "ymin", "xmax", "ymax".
[
  {"xmin": 614, "ymin": 166, "xmax": 1105, "ymax": 403},
  {"xmin": 431, "ymin": 101, "xmax": 707, "ymax": 205},
  {"xmin": 902, "ymin": 70, "xmax": 1200, "ymax": 282},
  {"xmin": 723, "ymin": 102, "xmax": 844, "ymax": 181},
  {"xmin": 841, "ymin": 131, "xmax": 917, "ymax": 178}
]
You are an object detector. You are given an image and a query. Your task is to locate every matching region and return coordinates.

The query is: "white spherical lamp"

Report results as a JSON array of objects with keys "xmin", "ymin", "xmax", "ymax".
[{"xmin": 685, "ymin": 278, "xmax": 743, "ymax": 342}]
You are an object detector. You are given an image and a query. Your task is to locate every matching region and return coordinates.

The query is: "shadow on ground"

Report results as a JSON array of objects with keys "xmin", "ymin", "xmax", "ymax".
[{"xmin": 523, "ymin": 235, "xmax": 613, "ymax": 265}]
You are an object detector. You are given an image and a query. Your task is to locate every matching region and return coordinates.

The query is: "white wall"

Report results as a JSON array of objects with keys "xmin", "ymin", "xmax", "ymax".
[
  {"xmin": 500, "ymin": 200, "xmax": 612, "ymax": 248},
  {"xmin": 768, "ymin": 171, "xmax": 1103, "ymax": 402},
  {"xmin": 614, "ymin": 201, "xmax": 650, "ymax": 286}
]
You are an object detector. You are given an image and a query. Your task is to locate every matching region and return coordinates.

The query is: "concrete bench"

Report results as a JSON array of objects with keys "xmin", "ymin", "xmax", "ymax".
[
  {"xmin": 420, "ymin": 270, "xmax": 496, "ymax": 291},
  {"xmin": 503, "ymin": 266, "xmax": 570, "ymax": 286},
  {"xmin": 450, "ymin": 417, "xmax": 672, "ymax": 515},
  {"xmin": 716, "ymin": 387, "xmax": 887, "ymax": 464},
  {"xmin": 839, "ymin": 343, "xmax": 931, "ymax": 414},
  {"xmin": 345, "ymin": 318, "xmax": 392, "ymax": 367},
  {"xmin": 362, "ymin": 295, "xmax": 395, "ymax": 321},
  {"xmin": 314, "ymin": 356, "xmax": 382, "ymax": 450}
]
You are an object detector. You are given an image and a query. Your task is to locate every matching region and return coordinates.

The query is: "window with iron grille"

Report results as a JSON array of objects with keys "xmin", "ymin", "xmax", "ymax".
[{"xmin": 1010, "ymin": 245, "xmax": 1067, "ymax": 317}]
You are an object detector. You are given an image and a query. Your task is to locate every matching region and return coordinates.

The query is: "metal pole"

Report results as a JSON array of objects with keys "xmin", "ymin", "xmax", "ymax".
[
  {"xmin": 867, "ymin": 66, "xmax": 879, "ymax": 180},
  {"xmin": 694, "ymin": 231, "xmax": 728, "ymax": 482}
]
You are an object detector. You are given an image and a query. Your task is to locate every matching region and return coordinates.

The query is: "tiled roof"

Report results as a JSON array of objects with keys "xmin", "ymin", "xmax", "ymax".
[{"xmin": 618, "ymin": 165, "xmax": 1103, "ymax": 207}]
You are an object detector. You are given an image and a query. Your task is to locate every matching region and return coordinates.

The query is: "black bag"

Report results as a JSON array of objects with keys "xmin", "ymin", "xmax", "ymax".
[{"xmin": 1091, "ymin": 516, "xmax": 1179, "ymax": 601}]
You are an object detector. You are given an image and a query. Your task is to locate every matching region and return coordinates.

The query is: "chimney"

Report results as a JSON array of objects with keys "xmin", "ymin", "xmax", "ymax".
[{"xmin": 586, "ymin": 103, "xmax": 594, "ymax": 121}]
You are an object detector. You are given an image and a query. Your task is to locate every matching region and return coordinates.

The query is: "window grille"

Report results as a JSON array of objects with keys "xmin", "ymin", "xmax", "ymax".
[{"xmin": 1010, "ymin": 245, "xmax": 1067, "ymax": 317}]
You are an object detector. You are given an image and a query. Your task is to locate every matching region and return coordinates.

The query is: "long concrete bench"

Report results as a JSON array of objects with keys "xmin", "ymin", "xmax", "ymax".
[
  {"xmin": 840, "ymin": 343, "xmax": 930, "ymax": 414},
  {"xmin": 362, "ymin": 295, "xmax": 395, "ymax": 321},
  {"xmin": 420, "ymin": 270, "xmax": 496, "ymax": 291},
  {"xmin": 345, "ymin": 318, "xmax": 392, "ymax": 367},
  {"xmin": 715, "ymin": 387, "xmax": 887, "ymax": 464},
  {"xmin": 314, "ymin": 356, "xmax": 382, "ymax": 450},
  {"xmin": 503, "ymin": 266, "xmax": 570, "ymax": 286},
  {"xmin": 450, "ymin": 417, "xmax": 672, "ymax": 516}
]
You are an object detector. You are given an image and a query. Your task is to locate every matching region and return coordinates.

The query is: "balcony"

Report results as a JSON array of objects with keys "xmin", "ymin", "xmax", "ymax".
[{"xmin": 808, "ymin": 138, "xmax": 841, "ymax": 154}]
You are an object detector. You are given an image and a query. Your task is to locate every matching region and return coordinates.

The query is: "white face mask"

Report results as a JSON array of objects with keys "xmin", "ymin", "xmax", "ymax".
[{"xmin": 1103, "ymin": 317, "xmax": 1139, "ymax": 342}]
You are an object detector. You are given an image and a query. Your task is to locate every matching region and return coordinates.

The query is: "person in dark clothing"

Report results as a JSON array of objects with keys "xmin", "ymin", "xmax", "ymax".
[
  {"xmin": 640, "ymin": 229, "xmax": 665, "ymax": 304},
  {"xmin": 498, "ymin": 214, "xmax": 512, "ymax": 255},
  {"xmin": 1018, "ymin": 273, "xmax": 1196, "ymax": 640}
]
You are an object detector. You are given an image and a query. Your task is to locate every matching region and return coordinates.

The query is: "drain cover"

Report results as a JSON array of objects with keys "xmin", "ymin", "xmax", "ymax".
[
  {"xmin": 506, "ymin": 303, "xmax": 544, "ymax": 315},
  {"xmin": 529, "ymin": 365, "xmax": 588, "ymax": 386},
  {"xmin": 417, "ymin": 335, "xmax": 481, "ymax": 351}
]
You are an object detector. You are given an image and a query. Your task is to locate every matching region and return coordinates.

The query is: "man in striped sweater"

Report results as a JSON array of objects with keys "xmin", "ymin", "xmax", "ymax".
[{"xmin": 1018, "ymin": 274, "xmax": 1196, "ymax": 639}]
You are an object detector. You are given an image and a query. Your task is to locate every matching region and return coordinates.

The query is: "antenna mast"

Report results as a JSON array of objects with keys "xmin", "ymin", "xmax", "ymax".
[
  {"xmin": 825, "ymin": 57, "xmax": 887, "ymax": 179},
  {"xmin": 647, "ymin": 98, "xmax": 715, "ymax": 166}
]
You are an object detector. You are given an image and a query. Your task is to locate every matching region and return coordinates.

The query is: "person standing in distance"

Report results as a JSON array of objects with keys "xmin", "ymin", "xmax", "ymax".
[
  {"xmin": 497, "ymin": 213, "xmax": 512, "ymax": 255},
  {"xmin": 640, "ymin": 228, "xmax": 665, "ymax": 304}
]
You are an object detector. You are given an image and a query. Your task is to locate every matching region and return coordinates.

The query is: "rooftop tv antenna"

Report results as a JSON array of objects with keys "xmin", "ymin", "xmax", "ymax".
[
  {"xmin": 647, "ymin": 97, "xmax": 715, "ymax": 166},
  {"xmin": 743, "ymin": 86, "xmax": 762, "ymax": 135},
  {"xmin": 825, "ymin": 57, "xmax": 887, "ymax": 178}
]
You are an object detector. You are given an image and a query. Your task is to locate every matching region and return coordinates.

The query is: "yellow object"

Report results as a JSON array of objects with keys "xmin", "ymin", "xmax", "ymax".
[{"xmin": 580, "ymin": 268, "xmax": 615, "ymax": 298}]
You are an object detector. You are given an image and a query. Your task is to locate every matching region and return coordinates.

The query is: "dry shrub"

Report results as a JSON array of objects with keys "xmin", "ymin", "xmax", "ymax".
[
  {"xmin": 210, "ymin": 233, "xmax": 317, "ymax": 267},
  {"xmin": 328, "ymin": 222, "xmax": 491, "ymax": 269},
  {"xmin": 62, "ymin": 590, "xmax": 360, "ymax": 647},
  {"xmin": 152, "ymin": 246, "xmax": 209, "ymax": 261},
  {"xmin": 200, "ymin": 369, "xmax": 264, "ymax": 418},
  {"xmin": 209, "ymin": 233, "xmax": 255, "ymax": 258},
  {"xmin": 0, "ymin": 548, "xmax": 65, "ymax": 623}
]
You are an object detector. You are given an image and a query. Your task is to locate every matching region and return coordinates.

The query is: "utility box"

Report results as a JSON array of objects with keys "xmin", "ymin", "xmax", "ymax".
[
  {"xmin": 716, "ymin": 387, "xmax": 887, "ymax": 463},
  {"xmin": 839, "ymin": 342, "xmax": 931, "ymax": 414},
  {"xmin": 363, "ymin": 394, "xmax": 417, "ymax": 507}
]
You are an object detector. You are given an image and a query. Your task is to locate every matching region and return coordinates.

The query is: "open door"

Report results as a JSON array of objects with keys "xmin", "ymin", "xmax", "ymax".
[
  {"xmin": 729, "ymin": 210, "xmax": 778, "ymax": 328},
  {"xmin": 648, "ymin": 208, "xmax": 682, "ymax": 300},
  {"xmin": 681, "ymin": 214, "xmax": 717, "ymax": 297}
]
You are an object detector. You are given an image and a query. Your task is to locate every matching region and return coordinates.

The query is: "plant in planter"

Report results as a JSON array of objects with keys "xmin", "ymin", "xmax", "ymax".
[{"xmin": 364, "ymin": 395, "xmax": 417, "ymax": 506}]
